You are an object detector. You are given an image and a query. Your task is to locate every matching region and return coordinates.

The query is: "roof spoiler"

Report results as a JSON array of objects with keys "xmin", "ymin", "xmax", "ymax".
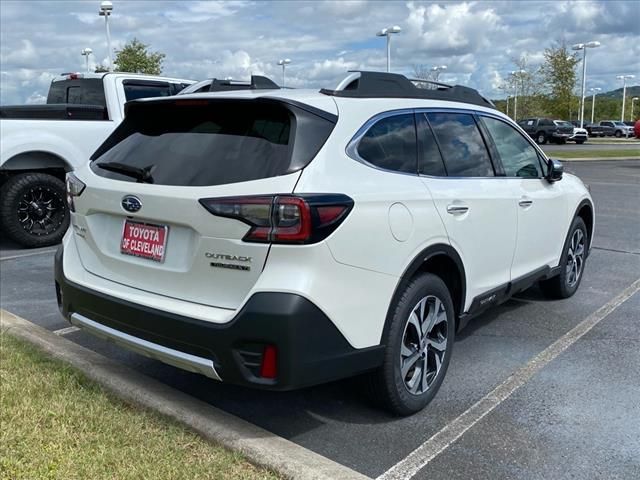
[{"xmin": 320, "ymin": 71, "xmax": 495, "ymax": 109}]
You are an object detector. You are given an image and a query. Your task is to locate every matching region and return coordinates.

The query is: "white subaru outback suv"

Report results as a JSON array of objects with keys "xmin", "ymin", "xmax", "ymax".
[{"xmin": 55, "ymin": 72, "xmax": 594, "ymax": 415}]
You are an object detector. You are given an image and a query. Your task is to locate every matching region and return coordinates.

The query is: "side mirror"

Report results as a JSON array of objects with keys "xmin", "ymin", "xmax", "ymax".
[{"xmin": 546, "ymin": 158, "xmax": 563, "ymax": 182}]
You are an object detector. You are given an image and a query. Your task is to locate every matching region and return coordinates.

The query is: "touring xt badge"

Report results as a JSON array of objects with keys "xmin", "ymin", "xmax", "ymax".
[{"xmin": 205, "ymin": 252, "xmax": 252, "ymax": 271}]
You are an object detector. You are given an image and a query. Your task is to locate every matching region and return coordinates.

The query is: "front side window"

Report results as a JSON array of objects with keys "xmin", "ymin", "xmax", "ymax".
[
  {"xmin": 356, "ymin": 114, "xmax": 417, "ymax": 174},
  {"xmin": 482, "ymin": 116, "xmax": 542, "ymax": 178},
  {"xmin": 426, "ymin": 112, "xmax": 494, "ymax": 177}
]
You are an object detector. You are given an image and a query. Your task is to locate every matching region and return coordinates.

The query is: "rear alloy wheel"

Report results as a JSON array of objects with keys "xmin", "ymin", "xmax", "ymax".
[
  {"xmin": 615, "ymin": 130, "xmax": 622, "ymax": 138},
  {"xmin": 536, "ymin": 132, "xmax": 547, "ymax": 145},
  {"xmin": 366, "ymin": 273, "xmax": 455, "ymax": 416},
  {"xmin": 0, "ymin": 173, "xmax": 69, "ymax": 248},
  {"xmin": 540, "ymin": 217, "xmax": 588, "ymax": 299}
]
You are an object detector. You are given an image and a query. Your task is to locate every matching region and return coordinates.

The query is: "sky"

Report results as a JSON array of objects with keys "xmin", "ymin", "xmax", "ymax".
[{"xmin": 1, "ymin": 0, "xmax": 638, "ymax": 105}]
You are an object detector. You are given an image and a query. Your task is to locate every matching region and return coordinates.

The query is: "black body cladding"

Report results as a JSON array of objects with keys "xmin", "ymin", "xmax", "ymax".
[{"xmin": 55, "ymin": 247, "xmax": 383, "ymax": 390}]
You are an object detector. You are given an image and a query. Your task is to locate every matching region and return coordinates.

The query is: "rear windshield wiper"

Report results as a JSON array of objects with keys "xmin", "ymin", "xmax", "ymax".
[{"xmin": 95, "ymin": 162, "xmax": 155, "ymax": 183}]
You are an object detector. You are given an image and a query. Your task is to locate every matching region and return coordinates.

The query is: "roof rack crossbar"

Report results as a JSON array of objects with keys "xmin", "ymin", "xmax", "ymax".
[
  {"xmin": 208, "ymin": 75, "xmax": 279, "ymax": 92},
  {"xmin": 320, "ymin": 71, "xmax": 495, "ymax": 109}
]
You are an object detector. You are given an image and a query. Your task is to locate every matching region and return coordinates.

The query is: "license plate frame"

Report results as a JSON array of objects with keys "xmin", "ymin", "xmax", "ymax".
[{"xmin": 120, "ymin": 219, "xmax": 169, "ymax": 263}]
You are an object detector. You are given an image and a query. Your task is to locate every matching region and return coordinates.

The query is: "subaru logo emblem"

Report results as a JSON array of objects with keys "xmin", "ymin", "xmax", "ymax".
[{"xmin": 121, "ymin": 195, "xmax": 142, "ymax": 213}]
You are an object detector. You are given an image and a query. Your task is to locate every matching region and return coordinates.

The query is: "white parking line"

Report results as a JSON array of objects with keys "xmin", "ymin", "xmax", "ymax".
[
  {"xmin": 53, "ymin": 326, "xmax": 80, "ymax": 336},
  {"xmin": 0, "ymin": 248, "xmax": 58, "ymax": 261},
  {"xmin": 378, "ymin": 277, "xmax": 640, "ymax": 480}
]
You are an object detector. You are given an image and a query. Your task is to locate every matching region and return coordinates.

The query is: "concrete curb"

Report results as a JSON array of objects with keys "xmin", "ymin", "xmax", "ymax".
[{"xmin": 1, "ymin": 309, "xmax": 371, "ymax": 480}]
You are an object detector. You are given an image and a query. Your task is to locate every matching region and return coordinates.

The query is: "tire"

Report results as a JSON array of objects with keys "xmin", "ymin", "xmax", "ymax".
[
  {"xmin": 366, "ymin": 273, "xmax": 455, "ymax": 416},
  {"xmin": 615, "ymin": 130, "xmax": 622, "ymax": 138},
  {"xmin": 0, "ymin": 173, "xmax": 69, "ymax": 248},
  {"xmin": 576, "ymin": 140, "xmax": 585, "ymax": 145},
  {"xmin": 557, "ymin": 138, "xmax": 567, "ymax": 144},
  {"xmin": 539, "ymin": 217, "xmax": 588, "ymax": 299},
  {"xmin": 536, "ymin": 132, "xmax": 547, "ymax": 145},
  {"xmin": 600, "ymin": 133, "xmax": 605, "ymax": 137}
]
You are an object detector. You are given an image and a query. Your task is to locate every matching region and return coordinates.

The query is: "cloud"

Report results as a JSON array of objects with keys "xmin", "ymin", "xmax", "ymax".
[
  {"xmin": 0, "ymin": 0, "xmax": 638, "ymax": 105},
  {"xmin": 404, "ymin": 2, "xmax": 503, "ymax": 56}
]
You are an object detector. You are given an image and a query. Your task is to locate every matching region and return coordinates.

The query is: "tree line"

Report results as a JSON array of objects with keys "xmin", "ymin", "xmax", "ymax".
[{"xmin": 492, "ymin": 43, "xmax": 638, "ymax": 123}]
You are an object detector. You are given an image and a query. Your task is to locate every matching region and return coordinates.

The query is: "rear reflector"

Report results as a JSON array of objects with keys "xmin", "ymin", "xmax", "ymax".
[
  {"xmin": 260, "ymin": 345, "xmax": 278, "ymax": 379},
  {"xmin": 199, "ymin": 194, "xmax": 353, "ymax": 244}
]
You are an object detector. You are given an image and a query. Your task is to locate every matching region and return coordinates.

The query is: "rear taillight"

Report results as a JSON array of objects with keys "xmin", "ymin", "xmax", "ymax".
[
  {"xmin": 65, "ymin": 173, "xmax": 86, "ymax": 212},
  {"xmin": 199, "ymin": 194, "xmax": 353, "ymax": 244}
]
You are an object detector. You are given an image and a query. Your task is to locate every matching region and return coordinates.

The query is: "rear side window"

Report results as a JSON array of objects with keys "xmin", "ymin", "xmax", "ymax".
[
  {"xmin": 427, "ymin": 112, "xmax": 494, "ymax": 177},
  {"xmin": 356, "ymin": 114, "xmax": 417, "ymax": 174},
  {"xmin": 123, "ymin": 81, "xmax": 173, "ymax": 101},
  {"xmin": 91, "ymin": 99, "xmax": 335, "ymax": 187},
  {"xmin": 47, "ymin": 78, "xmax": 106, "ymax": 107}
]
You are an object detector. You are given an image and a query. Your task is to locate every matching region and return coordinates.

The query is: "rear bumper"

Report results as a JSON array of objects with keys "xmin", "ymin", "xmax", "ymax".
[{"xmin": 55, "ymin": 247, "xmax": 383, "ymax": 390}]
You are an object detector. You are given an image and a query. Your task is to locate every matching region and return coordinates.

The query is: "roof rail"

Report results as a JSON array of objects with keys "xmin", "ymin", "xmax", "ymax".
[
  {"xmin": 209, "ymin": 75, "xmax": 280, "ymax": 92},
  {"xmin": 320, "ymin": 71, "xmax": 495, "ymax": 109}
]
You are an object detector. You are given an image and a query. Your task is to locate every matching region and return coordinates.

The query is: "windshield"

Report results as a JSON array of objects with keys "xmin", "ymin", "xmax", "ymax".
[
  {"xmin": 613, "ymin": 122, "xmax": 626, "ymax": 126},
  {"xmin": 554, "ymin": 121, "xmax": 573, "ymax": 127}
]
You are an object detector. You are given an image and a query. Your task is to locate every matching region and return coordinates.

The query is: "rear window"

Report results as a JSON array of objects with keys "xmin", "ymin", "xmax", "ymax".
[
  {"xmin": 91, "ymin": 99, "xmax": 335, "ymax": 186},
  {"xmin": 47, "ymin": 78, "xmax": 106, "ymax": 107},
  {"xmin": 123, "ymin": 80, "xmax": 175, "ymax": 101}
]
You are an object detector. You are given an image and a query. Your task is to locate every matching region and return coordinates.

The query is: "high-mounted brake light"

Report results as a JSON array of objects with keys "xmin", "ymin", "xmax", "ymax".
[{"xmin": 199, "ymin": 194, "xmax": 353, "ymax": 244}]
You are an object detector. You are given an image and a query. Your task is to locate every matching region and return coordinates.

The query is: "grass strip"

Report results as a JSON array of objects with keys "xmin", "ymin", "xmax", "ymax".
[
  {"xmin": 0, "ymin": 332, "xmax": 279, "ymax": 480},
  {"xmin": 549, "ymin": 149, "xmax": 640, "ymax": 159}
]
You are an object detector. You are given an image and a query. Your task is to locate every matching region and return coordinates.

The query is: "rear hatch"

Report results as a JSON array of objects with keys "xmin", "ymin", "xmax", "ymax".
[{"xmin": 71, "ymin": 96, "xmax": 336, "ymax": 310}]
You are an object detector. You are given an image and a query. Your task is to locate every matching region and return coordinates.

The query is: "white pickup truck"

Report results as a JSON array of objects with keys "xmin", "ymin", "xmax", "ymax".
[{"xmin": 0, "ymin": 72, "xmax": 194, "ymax": 247}]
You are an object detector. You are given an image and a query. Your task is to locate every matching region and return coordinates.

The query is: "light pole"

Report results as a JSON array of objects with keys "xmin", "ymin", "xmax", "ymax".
[
  {"xmin": 632, "ymin": 97, "xmax": 639, "ymax": 121},
  {"xmin": 277, "ymin": 59, "xmax": 291, "ymax": 87},
  {"xmin": 81, "ymin": 48, "xmax": 93, "ymax": 72},
  {"xmin": 510, "ymin": 70, "xmax": 526, "ymax": 121},
  {"xmin": 99, "ymin": 1, "xmax": 113, "ymax": 71},
  {"xmin": 589, "ymin": 87, "xmax": 601, "ymax": 124},
  {"xmin": 376, "ymin": 25, "xmax": 401, "ymax": 72},
  {"xmin": 506, "ymin": 95, "xmax": 510, "ymax": 117},
  {"xmin": 616, "ymin": 75, "xmax": 635, "ymax": 122},
  {"xmin": 431, "ymin": 65, "xmax": 447, "ymax": 82},
  {"xmin": 572, "ymin": 41, "xmax": 601, "ymax": 128}
]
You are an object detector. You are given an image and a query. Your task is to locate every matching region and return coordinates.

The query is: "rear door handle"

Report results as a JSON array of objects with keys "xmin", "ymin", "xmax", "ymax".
[
  {"xmin": 446, "ymin": 204, "xmax": 469, "ymax": 215},
  {"xmin": 518, "ymin": 198, "xmax": 533, "ymax": 208}
]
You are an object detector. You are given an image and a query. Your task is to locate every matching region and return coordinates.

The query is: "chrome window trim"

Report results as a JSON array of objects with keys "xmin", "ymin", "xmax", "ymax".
[{"xmin": 346, "ymin": 106, "xmax": 551, "ymax": 180}]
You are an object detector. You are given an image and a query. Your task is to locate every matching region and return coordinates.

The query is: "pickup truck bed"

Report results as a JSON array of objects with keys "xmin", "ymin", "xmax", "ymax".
[{"xmin": 1, "ymin": 72, "xmax": 194, "ymax": 248}]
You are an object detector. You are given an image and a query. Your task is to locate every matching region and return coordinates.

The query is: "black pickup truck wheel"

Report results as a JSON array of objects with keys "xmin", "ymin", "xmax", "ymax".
[
  {"xmin": 0, "ymin": 173, "xmax": 69, "ymax": 248},
  {"xmin": 536, "ymin": 132, "xmax": 547, "ymax": 145}
]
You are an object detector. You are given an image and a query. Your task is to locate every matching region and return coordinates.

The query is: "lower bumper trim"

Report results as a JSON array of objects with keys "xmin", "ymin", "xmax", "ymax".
[{"xmin": 70, "ymin": 312, "xmax": 222, "ymax": 381}]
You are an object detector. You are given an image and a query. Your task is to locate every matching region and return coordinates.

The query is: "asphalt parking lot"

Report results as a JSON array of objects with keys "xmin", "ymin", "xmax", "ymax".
[{"xmin": 2, "ymin": 160, "xmax": 639, "ymax": 479}]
